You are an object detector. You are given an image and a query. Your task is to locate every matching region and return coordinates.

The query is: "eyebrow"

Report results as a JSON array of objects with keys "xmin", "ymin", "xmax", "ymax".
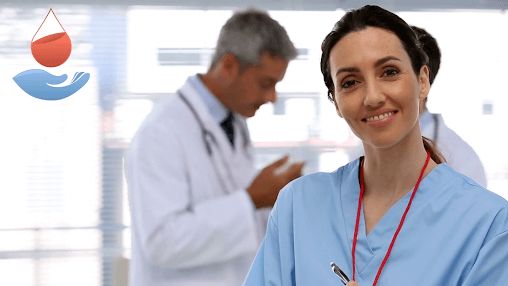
[{"xmin": 335, "ymin": 56, "xmax": 402, "ymax": 77}]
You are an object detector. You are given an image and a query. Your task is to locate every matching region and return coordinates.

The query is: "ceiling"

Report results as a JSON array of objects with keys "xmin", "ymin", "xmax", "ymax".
[{"xmin": 4, "ymin": 0, "xmax": 508, "ymax": 10}]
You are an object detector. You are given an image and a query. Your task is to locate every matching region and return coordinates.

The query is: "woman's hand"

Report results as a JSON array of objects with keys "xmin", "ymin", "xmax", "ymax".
[{"xmin": 346, "ymin": 281, "xmax": 359, "ymax": 286}]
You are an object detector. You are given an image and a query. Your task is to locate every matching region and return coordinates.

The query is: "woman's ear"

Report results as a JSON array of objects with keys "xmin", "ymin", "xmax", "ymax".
[
  {"xmin": 418, "ymin": 65, "xmax": 431, "ymax": 101},
  {"xmin": 332, "ymin": 92, "xmax": 343, "ymax": 118}
]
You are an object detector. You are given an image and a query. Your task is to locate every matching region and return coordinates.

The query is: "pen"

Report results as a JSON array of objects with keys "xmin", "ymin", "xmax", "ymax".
[{"xmin": 330, "ymin": 262, "xmax": 350, "ymax": 285}]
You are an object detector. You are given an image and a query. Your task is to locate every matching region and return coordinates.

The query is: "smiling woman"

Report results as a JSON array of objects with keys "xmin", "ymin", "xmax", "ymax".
[
  {"xmin": 327, "ymin": 27, "xmax": 430, "ymax": 152},
  {"xmin": 243, "ymin": 5, "xmax": 508, "ymax": 286}
]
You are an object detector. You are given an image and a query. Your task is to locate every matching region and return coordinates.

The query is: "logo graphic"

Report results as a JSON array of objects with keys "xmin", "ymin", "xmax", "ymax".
[{"xmin": 13, "ymin": 9, "xmax": 90, "ymax": 100}]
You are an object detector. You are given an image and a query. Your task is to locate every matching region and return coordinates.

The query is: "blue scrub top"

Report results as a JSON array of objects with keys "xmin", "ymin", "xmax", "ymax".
[{"xmin": 244, "ymin": 160, "xmax": 508, "ymax": 285}]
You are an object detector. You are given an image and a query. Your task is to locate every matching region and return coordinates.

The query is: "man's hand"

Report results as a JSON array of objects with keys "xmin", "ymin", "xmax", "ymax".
[{"xmin": 247, "ymin": 155, "xmax": 304, "ymax": 208}]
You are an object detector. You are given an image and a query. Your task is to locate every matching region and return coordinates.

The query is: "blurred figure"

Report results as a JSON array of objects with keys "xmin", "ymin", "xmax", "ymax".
[
  {"xmin": 412, "ymin": 25, "xmax": 487, "ymax": 187},
  {"xmin": 125, "ymin": 9, "xmax": 303, "ymax": 286}
]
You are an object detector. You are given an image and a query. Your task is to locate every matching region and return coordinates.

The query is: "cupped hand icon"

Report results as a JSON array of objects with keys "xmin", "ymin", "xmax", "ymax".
[{"xmin": 13, "ymin": 69, "xmax": 90, "ymax": 100}]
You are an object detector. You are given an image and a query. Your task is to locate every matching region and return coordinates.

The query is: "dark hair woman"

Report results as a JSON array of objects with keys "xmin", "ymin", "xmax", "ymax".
[{"xmin": 244, "ymin": 5, "xmax": 508, "ymax": 286}]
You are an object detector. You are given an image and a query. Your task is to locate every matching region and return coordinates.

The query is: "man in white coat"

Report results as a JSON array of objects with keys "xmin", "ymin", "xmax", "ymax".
[
  {"xmin": 125, "ymin": 9, "xmax": 304, "ymax": 286},
  {"xmin": 412, "ymin": 25, "xmax": 487, "ymax": 187}
]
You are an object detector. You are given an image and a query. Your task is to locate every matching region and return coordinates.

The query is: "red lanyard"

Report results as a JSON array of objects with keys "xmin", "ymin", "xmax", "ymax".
[{"xmin": 352, "ymin": 151, "xmax": 430, "ymax": 285}]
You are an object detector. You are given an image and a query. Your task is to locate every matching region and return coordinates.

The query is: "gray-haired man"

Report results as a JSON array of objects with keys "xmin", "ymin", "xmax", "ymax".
[{"xmin": 125, "ymin": 9, "xmax": 304, "ymax": 286}]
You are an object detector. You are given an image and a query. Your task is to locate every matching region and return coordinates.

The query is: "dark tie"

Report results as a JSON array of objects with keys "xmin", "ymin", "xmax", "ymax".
[{"xmin": 220, "ymin": 112, "xmax": 235, "ymax": 146}]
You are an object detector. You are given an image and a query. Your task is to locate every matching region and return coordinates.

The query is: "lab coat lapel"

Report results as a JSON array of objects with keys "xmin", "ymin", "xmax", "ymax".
[
  {"xmin": 180, "ymin": 82, "xmax": 235, "ymax": 156},
  {"xmin": 232, "ymin": 113, "xmax": 252, "ymax": 154},
  {"xmin": 179, "ymin": 81, "xmax": 238, "ymax": 193},
  {"xmin": 231, "ymin": 113, "xmax": 255, "ymax": 178}
]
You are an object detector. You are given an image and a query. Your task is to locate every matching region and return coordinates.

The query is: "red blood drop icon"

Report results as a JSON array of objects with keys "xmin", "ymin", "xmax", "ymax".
[
  {"xmin": 31, "ymin": 32, "xmax": 71, "ymax": 67},
  {"xmin": 31, "ymin": 9, "xmax": 72, "ymax": 68}
]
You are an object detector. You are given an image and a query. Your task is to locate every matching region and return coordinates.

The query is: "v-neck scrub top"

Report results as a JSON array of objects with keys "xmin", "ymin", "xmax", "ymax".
[{"xmin": 243, "ymin": 160, "xmax": 508, "ymax": 285}]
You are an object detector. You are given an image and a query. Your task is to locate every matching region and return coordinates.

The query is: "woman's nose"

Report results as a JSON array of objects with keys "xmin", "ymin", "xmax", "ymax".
[{"xmin": 363, "ymin": 82, "xmax": 385, "ymax": 108}]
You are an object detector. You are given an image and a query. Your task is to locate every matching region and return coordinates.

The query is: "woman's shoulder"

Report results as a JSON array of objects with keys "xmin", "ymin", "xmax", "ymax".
[
  {"xmin": 437, "ymin": 164, "xmax": 507, "ymax": 207},
  {"xmin": 432, "ymin": 164, "xmax": 508, "ymax": 237}
]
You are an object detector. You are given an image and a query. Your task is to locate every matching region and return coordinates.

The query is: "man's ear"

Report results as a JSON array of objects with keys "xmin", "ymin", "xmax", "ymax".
[
  {"xmin": 220, "ymin": 53, "xmax": 240, "ymax": 83},
  {"xmin": 418, "ymin": 65, "xmax": 430, "ymax": 101}
]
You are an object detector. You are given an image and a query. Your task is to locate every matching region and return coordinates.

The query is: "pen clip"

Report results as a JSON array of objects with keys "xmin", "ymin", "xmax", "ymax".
[{"xmin": 330, "ymin": 262, "xmax": 350, "ymax": 285}]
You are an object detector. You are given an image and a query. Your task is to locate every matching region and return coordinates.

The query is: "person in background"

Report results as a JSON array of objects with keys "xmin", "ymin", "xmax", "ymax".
[
  {"xmin": 243, "ymin": 5, "xmax": 508, "ymax": 286},
  {"xmin": 412, "ymin": 25, "xmax": 487, "ymax": 187},
  {"xmin": 125, "ymin": 9, "xmax": 304, "ymax": 286}
]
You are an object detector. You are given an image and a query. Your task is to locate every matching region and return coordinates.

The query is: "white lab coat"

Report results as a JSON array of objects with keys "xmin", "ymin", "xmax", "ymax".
[
  {"xmin": 420, "ymin": 111, "xmax": 487, "ymax": 187},
  {"xmin": 125, "ymin": 77, "xmax": 269, "ymax": 286}
]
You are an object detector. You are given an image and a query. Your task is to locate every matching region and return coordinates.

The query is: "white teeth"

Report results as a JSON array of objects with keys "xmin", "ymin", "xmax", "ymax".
[{"xmin": 366, "ymin": 112, "xmax": 393, "ymax": 122}]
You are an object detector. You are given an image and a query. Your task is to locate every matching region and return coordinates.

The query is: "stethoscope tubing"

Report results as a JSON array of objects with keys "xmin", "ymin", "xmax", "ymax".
[
  {"xmin": 178, "ymin": 91, "xmax": 216, "ymax": 155},
  {"xmin": 177, "ymin": 90, "xmax": 249, "ymax": 198}
]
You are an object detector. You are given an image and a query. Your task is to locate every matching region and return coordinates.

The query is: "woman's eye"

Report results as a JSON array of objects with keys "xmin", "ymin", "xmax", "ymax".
[
  {"xmin": 383, "ymin": 68, "xmax": 399, "ymax": 77},
  {"xmin": 341, "ymin": 79, "xmax": 357, "ymax": 89}
]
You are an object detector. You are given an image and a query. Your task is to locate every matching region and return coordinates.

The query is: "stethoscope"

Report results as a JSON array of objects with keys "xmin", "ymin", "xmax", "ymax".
[
  {"xmin": 177, "ymin": 90, "xmax": 251, "ymax": 197},
  {"xmin": 177, "ymin": 90, "xmax": 250, "ymax": 156}
]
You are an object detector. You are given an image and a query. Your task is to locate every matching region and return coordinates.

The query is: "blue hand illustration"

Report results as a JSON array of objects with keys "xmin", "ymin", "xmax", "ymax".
[{"xmin": 13, "ymin": 69, "xmax": 90, "ymax": 100}]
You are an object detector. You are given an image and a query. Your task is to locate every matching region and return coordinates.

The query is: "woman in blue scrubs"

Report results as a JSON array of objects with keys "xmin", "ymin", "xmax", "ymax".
[{"xmin": 243, "ymin": 5, "xmax": 508, "ymax": 286}]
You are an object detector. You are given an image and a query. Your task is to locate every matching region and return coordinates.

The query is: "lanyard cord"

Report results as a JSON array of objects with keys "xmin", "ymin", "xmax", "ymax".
[{"xmin": 352, "ymin": 151, "xmax": 430, "ymax": 285}]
